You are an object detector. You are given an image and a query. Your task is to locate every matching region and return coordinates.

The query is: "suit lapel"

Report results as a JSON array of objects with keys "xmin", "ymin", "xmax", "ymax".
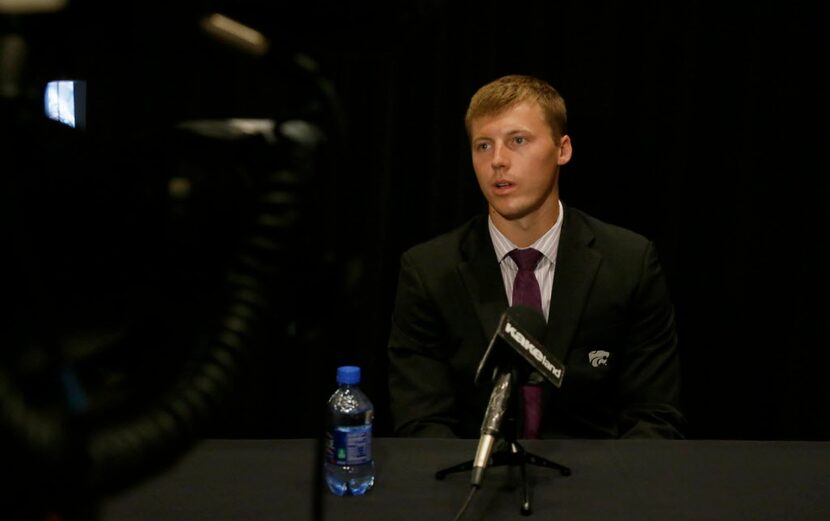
[
  {"xmin": 457, "ymin": 216, "xmax": 508, "ymax": 343},
  {"xmin": 545, "ymin": 207, "xmax": 601, "ymax": 364}
]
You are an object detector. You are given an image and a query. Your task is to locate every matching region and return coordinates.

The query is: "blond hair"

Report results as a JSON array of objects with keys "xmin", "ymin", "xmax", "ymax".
[{"xmin": 465, "ymin": 74, "xmax": 567, "ymax": 145}]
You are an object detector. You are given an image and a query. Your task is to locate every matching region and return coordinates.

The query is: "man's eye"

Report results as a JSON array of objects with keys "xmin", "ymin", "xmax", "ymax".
[
  {"xmin": 476, "ymin": 142, "xmax": 490, "ymax": 151},
  {"xmin": 514, "ymin": 136, "xmax": 526, "ymax": 144}
]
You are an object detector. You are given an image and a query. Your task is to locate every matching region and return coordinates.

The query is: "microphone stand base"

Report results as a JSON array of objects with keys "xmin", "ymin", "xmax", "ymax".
[{"xmin": 435, "ymin": 440, "xmax": 570, "ymax": 516}]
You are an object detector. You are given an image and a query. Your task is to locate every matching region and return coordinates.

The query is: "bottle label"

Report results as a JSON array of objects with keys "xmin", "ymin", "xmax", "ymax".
[{"xmin": 326, "ymin": 425, "xmax": 373, "ymax": 465}]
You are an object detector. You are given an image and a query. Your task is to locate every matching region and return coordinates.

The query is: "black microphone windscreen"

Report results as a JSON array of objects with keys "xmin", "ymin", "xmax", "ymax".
[
  {"xmin": 475, "ymin": 304, "xmax": 565, "ymax": 388},
  {"xmin": 503, "ymin": 304, "xmax": 546, "ymax": 342}
]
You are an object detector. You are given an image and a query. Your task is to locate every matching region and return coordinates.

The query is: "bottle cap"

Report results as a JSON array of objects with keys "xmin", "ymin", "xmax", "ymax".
[{"xmin": 336, "ymin": 365, "xmax": 361, "ymax": 385}]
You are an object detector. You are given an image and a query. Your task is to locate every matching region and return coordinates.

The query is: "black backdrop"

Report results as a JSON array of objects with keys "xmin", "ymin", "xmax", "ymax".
[{"xmin": 3, "ymin": 0, "xmax": 828, "ymax": 446}]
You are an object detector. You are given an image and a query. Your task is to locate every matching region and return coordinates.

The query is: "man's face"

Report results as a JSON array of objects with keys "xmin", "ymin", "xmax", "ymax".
[{"xmin": 470, "ymin": 100, "xmax": 571, "ymax": 224}]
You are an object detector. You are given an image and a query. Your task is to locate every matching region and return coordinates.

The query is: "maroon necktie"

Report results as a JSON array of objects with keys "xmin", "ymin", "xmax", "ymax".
[{"xmin": 508, "ymin": 248, "xmax": 545, "ymax": 439}]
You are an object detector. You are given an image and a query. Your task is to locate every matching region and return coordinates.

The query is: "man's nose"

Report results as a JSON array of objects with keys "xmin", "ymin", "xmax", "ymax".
[{"xmin": 491, "ymin": 142, "xmax": 509, "ymax": 169}]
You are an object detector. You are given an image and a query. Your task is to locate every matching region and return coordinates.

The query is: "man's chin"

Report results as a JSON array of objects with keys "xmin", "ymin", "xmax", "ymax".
[
  {"xmin": 488, "ymin": 199, "xmax": 556, "ymax": 226},
  {"xmin": 489, "ymin": 205, "xmax": 532, "ymax": 223}
]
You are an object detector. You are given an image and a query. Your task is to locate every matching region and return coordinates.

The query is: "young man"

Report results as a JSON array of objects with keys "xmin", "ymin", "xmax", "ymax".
[{"xmin": 387, "ymin": 74, "xmax": 685, "ymax": 439}]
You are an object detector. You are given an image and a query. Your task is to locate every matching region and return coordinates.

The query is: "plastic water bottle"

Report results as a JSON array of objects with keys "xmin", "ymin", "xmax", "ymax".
[{"xmin": 324, "ymin": 365, "xmax": 375, "ymax": 496}]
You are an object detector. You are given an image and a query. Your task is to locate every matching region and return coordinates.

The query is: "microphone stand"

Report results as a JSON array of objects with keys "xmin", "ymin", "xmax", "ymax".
[{"xmin": 435, "ymin": 372, "xmax": 571, "ymax": 516}]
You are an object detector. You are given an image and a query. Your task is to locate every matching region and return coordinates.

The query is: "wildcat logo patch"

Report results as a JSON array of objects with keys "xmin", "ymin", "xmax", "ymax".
[{"xmin": 588, "ymin": 350, "xmax": 610, "ymax": 367}]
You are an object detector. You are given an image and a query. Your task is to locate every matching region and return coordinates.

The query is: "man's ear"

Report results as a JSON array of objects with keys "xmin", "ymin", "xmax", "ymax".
[{"xmin": 557, "ymin": 135, "xmax": 572, "ymax": 165}]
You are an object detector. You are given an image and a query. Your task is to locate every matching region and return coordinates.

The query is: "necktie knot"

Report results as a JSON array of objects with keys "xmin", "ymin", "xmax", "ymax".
[{"xmin": 509, "ymin": 248, "xmax": 543, "ymax": 272}]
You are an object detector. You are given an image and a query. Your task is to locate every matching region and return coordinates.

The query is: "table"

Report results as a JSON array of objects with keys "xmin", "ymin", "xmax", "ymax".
[{"xmin": 100, "ymin": 438, "xmax": 830, "ymax": 521}]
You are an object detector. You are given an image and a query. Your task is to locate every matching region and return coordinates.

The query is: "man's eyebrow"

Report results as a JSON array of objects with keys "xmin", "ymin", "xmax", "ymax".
[{"xmin": 474, "ymin": 128, "xmax": 530, "ymax": 140}]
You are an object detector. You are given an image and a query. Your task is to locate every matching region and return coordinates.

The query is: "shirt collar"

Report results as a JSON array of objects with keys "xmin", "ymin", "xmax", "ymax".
[{"xmin": 488, "ymin": 200, "xmax": 563, "ymax": 265}]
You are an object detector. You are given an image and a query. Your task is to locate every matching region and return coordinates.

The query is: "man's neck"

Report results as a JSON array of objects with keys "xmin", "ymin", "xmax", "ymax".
[{"xmin": 489, "ymin": 199, "xmax": 561, "ymax": 248}]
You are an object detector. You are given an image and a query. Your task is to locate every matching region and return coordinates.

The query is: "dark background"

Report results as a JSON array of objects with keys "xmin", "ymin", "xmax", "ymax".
[{"xmin": 2, "ymin": 0, "xmax": 828, "ymax": 462}]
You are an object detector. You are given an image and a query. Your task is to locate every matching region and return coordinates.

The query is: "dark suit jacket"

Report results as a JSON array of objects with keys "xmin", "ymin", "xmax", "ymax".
[{"xmin": 387, "ymin": 205, "xmax": 685, "ymax": 439}]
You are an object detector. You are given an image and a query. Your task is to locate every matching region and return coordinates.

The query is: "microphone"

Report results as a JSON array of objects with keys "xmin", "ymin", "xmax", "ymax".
[
  {"xmin": 470, "ymin": 370, "xmax": 512, "ymax": 487},
  {"xmin": 475, "ymin": 305, "xmax": 564, "ymax": 388},
  {"xmin": 470, "ymin": 305, "xmax": 564, "ymax": 487}
]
